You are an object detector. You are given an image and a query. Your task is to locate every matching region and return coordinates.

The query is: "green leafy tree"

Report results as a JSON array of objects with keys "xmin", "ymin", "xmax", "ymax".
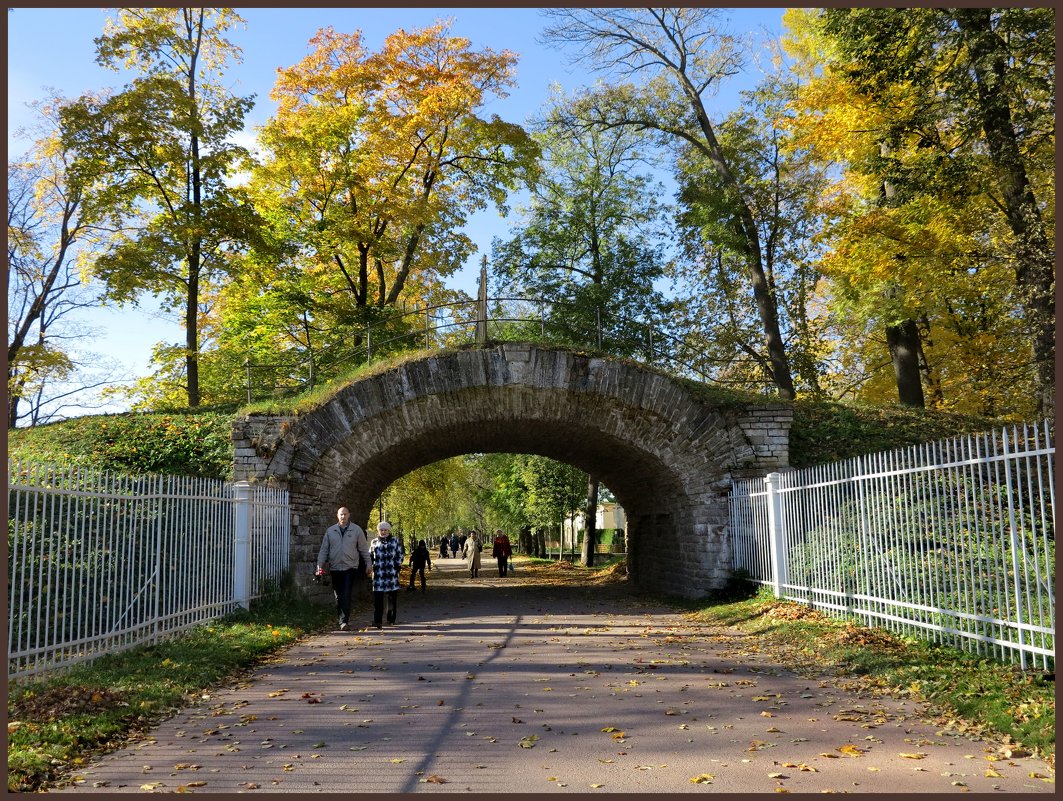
[
  {"xmin": 674, "ymin": 76, "xmax": 832, "ymax": 398},
  {"xmin": 542, "ymin": 7, "xmax": 797, "ymax": 399},
  {"xmin": 61, "ymin": 8, "xmax": 258, "ymax": 408},
  {"xmin": 521, "ymin": 455, "xmax": 587, "ymax": 554},
  {"xmin": 492, "ymin": 88, "xmax": 670, "ymax": 352}
]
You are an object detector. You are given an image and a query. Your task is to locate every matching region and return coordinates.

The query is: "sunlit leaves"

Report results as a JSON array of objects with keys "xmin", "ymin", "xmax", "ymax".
[{"xmin": 254, "ymin": 21, "xmax": 538, "ymax": 311}]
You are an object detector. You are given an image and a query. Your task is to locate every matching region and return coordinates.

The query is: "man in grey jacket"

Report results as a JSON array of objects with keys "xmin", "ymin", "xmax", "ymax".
[{"xmin": 316, "ymin": 507, "xmax": 370, "ymax": 631}]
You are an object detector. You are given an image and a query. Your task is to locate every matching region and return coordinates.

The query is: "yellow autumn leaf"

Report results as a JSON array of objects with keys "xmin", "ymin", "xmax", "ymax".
[
  {"xmin": 690, "ymin": 773, "xmax": 715, "ymax": 784},
  {"xmin": 838, "ymin": 744, "xmax": 865, "ymax": 757},
  {"xmin": 985, "ymin": 768, "xmax": 1004, "ymax": 778},
  {"xmin": 898, "ymin": 753, "xmax": 927, "ymax": 759}
]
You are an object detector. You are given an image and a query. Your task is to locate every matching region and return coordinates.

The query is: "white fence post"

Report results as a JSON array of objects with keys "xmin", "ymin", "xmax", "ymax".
[
  {"xmin": 233, "ymin": 481, "xmax": 253, "ymax": 610},
  {"xmin": 765, "ymin": 472, "xmax": 787, "ymax": 598}
]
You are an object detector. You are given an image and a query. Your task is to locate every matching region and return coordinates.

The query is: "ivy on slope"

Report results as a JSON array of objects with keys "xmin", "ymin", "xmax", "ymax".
[{"xmin": 7, "ymin": 409, "xmax": 236, "ymax": 480}]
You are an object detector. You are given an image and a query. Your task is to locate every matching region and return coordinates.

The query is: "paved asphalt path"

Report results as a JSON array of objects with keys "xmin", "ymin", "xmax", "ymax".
[{"xmin": 54, "ymin": 556, "xmax": 1054, "ymax": 794}]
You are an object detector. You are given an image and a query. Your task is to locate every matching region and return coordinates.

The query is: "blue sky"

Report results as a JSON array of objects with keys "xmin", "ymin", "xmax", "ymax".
[{"xmin": 7, "ymin": 7, "xmax": 787, "ymax": 414}]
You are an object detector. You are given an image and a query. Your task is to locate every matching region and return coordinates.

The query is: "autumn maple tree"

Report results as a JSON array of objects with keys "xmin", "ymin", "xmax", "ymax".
[
  {"xmin": 782, "ymin": 8, "xmax": 1054, "ymax": 417},
  {"xmin": 251, "ymin": 22, "xmax": 539, "ymax": 314}
]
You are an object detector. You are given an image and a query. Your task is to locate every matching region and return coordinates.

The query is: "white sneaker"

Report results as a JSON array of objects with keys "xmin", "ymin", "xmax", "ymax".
[{"xmin": 339, "ymin": 622, "xmax": 349, "ymax": 631}]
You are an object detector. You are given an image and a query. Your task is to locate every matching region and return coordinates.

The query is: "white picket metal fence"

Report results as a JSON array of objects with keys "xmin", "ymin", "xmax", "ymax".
[
  {"xmin": 7, "ymin": 461, "xmax": 290, "ymax": 679},
  {"xmin": 730, "ymin": 421, "xmax": 1055, "ymax": 669}
]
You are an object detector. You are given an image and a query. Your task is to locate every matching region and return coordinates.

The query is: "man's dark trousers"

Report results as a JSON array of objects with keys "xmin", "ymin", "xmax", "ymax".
[{"xmin": 330, "ymin": 568, "xmax": 361, "ymax": 626}]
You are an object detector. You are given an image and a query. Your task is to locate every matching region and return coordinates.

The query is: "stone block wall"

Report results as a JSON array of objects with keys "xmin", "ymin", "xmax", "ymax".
[{"xmin": 232, "ymin": 345, "xmax": 793, "ymax": 600}]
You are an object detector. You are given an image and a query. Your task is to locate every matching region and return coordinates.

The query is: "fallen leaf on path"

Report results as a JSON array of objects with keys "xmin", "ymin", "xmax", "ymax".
[
  {"xmin": 898, "ymin": 753, "xmax": 927, "ymax": 759},
  {"xmin": 423, "ymin": 775, "xmax": 447, "ymax": 784},
  {"xmin": 519, "ymin": 735, "xmax": 539, "ymax": 748},
  {"xmin": 690, "ymin": 774, "xmax": 715, "ymax": 784},
  {"xmin": 837, "ymin": 744, "xmax": 865, "ymax": 757}
]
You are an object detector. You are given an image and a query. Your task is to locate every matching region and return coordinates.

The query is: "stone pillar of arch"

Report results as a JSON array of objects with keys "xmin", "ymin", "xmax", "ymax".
[{"xmin": 233, "ymin": 344, "xmax": 792, "ymax": 599}]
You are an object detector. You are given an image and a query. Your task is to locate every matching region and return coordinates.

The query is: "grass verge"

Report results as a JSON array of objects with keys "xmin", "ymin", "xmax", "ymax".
[
  {"xmin": 6, "ymin": 593, "xmax": 332, "ymax": 792},
  {"xmin": 679, "ymin": 585, "xmax": 1055, "ymax": 767}
]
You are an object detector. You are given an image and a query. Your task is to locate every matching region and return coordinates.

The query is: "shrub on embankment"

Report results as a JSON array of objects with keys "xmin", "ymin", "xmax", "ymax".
[{"xmin": 7, "ymin": 406, "xmax": 237, "ymax": 479}]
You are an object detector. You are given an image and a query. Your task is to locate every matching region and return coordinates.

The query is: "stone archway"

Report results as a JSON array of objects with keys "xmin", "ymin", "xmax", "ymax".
[{"xmin": 233, "ymin": 344, "xmax": 792, "ymax": 598}]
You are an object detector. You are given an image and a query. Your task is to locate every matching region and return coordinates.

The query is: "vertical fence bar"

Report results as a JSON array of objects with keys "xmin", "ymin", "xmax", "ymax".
[
  {"xmin": 1001, "ymin": 428, "xmax": 1028, "ymax": 669},
  {"xmin": 765, "ymin": 472, "xmax": 786, "ymax": 598},
  {"xmin": 233, "ymin": 481, "xmax": 252, "ymax": 610}
]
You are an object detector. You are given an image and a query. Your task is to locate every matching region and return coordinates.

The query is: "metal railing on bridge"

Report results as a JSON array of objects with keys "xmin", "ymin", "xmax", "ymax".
[
  {"xmin": 729, "ymin": 420, "xmax": 1055, "ymax": 670},
  {"xmin": 7, "ymin": 462, "xmax": 290, "ymax": 679},
  {"xmin": 240, "ymin": 295, "xmax": 773, "ymax": 403}
]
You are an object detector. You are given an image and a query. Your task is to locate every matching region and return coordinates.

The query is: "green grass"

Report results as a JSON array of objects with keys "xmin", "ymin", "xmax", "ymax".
[
  {"xmin": 678, "ymin": 585, "xmax": 1055, "ymax": 763},
  {"xmin": 7, "ymin": 407, "xmax": 237, "ymax": 480},
  {"xmin": 6, "ymin": 591, "xmax": 332, "ymax": 793}
]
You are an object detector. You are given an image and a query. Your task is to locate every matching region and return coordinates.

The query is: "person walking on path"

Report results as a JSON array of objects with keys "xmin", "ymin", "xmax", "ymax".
[
  {"xmin": 450, "ymin": 533, "xmax": 460, "ymax": 558},
  {"xmin": 439, "ymin": 536, "xmax": 449, "ymax": 559},
  {"xmin": 491, "ymin": 529, "xmax": 512, "ymax": 577},
  {"xmin": 464, "ymin": 530, "xmax": 483, "ymax": 578},
  {"xmin": 408, "ymin": 539, "xmax": 432, "ymax": 592},
  {"xmin": 316, "ymin": 506, "xmax": 370, "ymax": 631},
  {"xmin": 369, "ymin": 521, "xmax": 404, "ymax": 628}
]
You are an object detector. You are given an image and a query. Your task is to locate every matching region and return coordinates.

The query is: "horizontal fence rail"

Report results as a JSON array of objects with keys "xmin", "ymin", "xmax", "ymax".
[
  {"xmin": 7, "ymin": 462, "xmax": 290, "ymax": 679},
  {"xmin": 730, "ymin": 421, "xmax": 1055, "ymax": 670},
  {"xmin": 241, "ymin": 295, "xmax": 775, "ymax": 403}
]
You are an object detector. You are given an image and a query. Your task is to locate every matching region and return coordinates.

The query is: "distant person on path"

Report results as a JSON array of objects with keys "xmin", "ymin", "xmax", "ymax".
[
  {"xmin": 369, "ymin": 521, "xmax": 404, "ymax": 628},
  {"xmin": 316, "ymin": 506, "xmax": 370, "ymax": 631},
  {"xmin": 450, "ymin": 533, "xmax": 460, "ymax": 558},
  {"xmin": 439, "ymin": 536, "xmax": 449, "ymax": 559},
  {"xmin": 492, "ymin": 529, "xmax": 512, "ymax": 577},
  {"xmin": 408, "ymin": 539, "xmax": 433, "ymax": 592},
  {"xmin": 464, "ymin": 530, "xmax": 483, "ymax": 578}
]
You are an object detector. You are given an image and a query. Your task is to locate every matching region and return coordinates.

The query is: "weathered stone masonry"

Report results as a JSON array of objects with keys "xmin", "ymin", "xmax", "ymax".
[{"xmin": 233, "ymin": 344, "xmax": 792, "ymax": 599}]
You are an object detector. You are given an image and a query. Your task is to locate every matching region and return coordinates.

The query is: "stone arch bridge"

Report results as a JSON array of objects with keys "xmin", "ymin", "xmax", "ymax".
[{"xmin": 232, "ymin": 344, "xmax": 792, "ymax": 598}]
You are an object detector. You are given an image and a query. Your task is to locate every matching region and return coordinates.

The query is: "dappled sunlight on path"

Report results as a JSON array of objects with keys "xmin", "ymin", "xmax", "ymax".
[{"xmin": 52, "ymin": 557, "xmax": 1054, "ymax": 793}]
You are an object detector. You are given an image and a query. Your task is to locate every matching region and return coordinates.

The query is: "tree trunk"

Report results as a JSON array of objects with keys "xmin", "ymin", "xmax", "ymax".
[
  {"xmin": 185, "ymin": 9, "xmax": 203, "ymax": 409},
  {"xmin": 534, "ymin": 528, "xmax": 546, "ymax": 559},
  {"xmin": 185, "ymin": 263, "xmax": 200, "ymax": 407},
  {"xmin": 580, "ymin": 476, "xmax": 599, "ymax": 567},
  {"xmin": 8, "ymin": 381, "xmax": 21, "ymax": 429},
  {"xmin": 954, "ymin": 9, "xmax": 1055, "ymax": 416},
  {"xmin": 885, "ymin": 318, "xmax": 925, "ymax": 407}
]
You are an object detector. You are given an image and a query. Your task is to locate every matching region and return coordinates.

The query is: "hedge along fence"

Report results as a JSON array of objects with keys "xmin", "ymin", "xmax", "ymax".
[
  {"xmin": 8, "ymin": 461, "xmax": 289, "ymax": 679},
  {"xmin": 730, "ymin": 420, "xmax": 1054, "ymax": 670}
]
